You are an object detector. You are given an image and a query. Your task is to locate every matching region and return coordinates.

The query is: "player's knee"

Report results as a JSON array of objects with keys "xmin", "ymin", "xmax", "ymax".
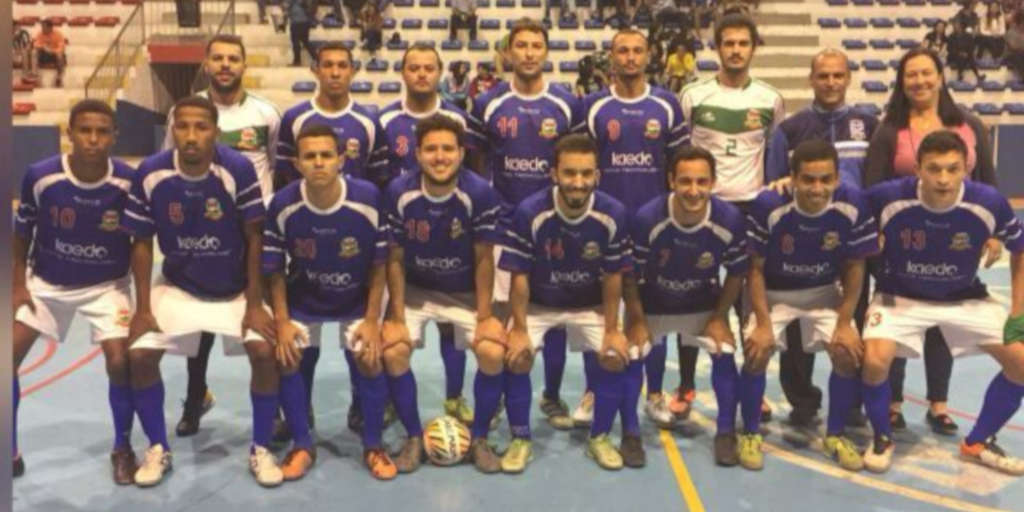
[
  {"xmin": 830, "ymin": 351, "xmax": 857, "ymax": 378},
  {"xmin": 597, "ymin": 353, "xmax": 625, "ymax": 373},
  {"xmin": 382, "ymin": 343, "xmax": 411, "ymax": 376},
  {"xmin": 507, "ymin": 354, "xmax": 533, "ymax": 375},
  {"xmin": 474, "ymin": 340, "xmax": 506, "ymax": 375},
  {"xmin": 997, "ymin": 343, "xmax": 1024, "ymax": 384},
  {"xmin": 743, "ymin": 352, "xmax": 772, "ymax": 375},
  {"xmin": 860, "ymin": 348, "xmax": 891, "ymax": 384},
  {"xmin": 246, "ymin": 341, "xmax": 276, "ymax": 367},
  {"xmin": 104, "ymin": 351, "xmax": 130, "ymax": 384}
]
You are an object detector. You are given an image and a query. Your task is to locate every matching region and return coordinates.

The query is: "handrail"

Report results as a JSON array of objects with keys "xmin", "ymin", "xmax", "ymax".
[{"xmin": 84, "ymin": 4, "xmax": 145, "ymax": 103}]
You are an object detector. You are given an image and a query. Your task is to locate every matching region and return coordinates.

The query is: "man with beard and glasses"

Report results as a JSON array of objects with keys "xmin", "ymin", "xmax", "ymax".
[
  {"xmin": 382, "ymin": 115, "xmax": 505, "ymax": 473},
  {"xmin": 162, "ymin": 35, "xmax": 283, "ymax": 440},
  {"xmin": 471, "ymin": 18, "xmax": 584, "ymax": 432},
  {"xmin": 676, "ymin": 13, "xmax": 784, "ymax": 422},
  {"xmin": 579, "ymin": 29, "xmax": 689, "ymax": 444},
  {"xmin": 499, "ymin": 134, "xmax": 632, "ymax": 473}
]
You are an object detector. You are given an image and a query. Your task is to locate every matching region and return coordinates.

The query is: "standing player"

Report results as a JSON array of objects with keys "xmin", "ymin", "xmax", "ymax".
[
  {"xmin": 626, "ymin": 146, "xmax": 750, "ymax": 467},
  {"xmin": 582, "ymin": 28, "xmax": 689, "ymax": 430},
  {"xmin": 121, "ymin": 96, "xmax": 281, "ymax": 487},
  {"xmin": 860, "ymin": 131, "xmax": 1024, "ymax": 475},
  {"xmin": 499, "ymin": 134, "xmax": 632, "ymax": 472},
  {"xmin": 743, "ymin": 139, "xmax": 879, "ymax": 471},
  {"xmin": 12, "ymin": 100, "xmax": 138, "ymax": 483},
  {"xmin": 472, "ymin": 18, "xmax": 584, "ymax": 430},
  {"xmin": 264, "ymin": 123, "xmax": 393, "ymax": 480},
  {"xmin": 164, "ymin": 34, "xmax": 283, "ymax": 439},
  {"xmin": 382, "ymin": 115, "xmax": 505, "ymax": 473},
  {"xmin": 676, "ymin": 13, "xmax": 784, "ymax": 421}
]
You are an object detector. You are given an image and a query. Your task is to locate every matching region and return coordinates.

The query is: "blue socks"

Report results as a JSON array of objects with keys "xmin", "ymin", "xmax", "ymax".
[
  {"xmin": 279, "ymin": 372, "xmax": 313, "ymax": 449},
  {"xmin": 739, "ymin": 370, "xmax": 767, "ymax": 433},
  {"xmin": 505, "ymin": 371, "xmax": 532, "ymax": 440},
  {"xmin": 387, "ymin": 370, "xmax": 423, "ymax": 437},
  {"xmin": 588, "ymin": 352, "xmax": 624, "ymax": 437},
  {"xmin": 13, "ymin": 378, "xmax": 19, "ymax": 456},
  {"xmin": 471, "ymin": 370, "xmax": 503, "ymax": 439},
  {"xmin": 133, "ymin": 381, "xmax": 169, "ymax": 450},
  {"xmin": 542, "ymin": 328, "xmax": 567, "ymax": 400},
  {"xmin": 827, "ymin": 372, "xmax": 859, "ymax": 436},
  {"xmin": 645, "ymin": 340, "xmax": 667, "ymax": 395},
  {"xmin": 358, "ymin": 371, "xmax": 388, "ymax": 448},
  {"xmin": 251, "ymin": 391, "xmax": 279, "ymax": 449},
  {"xmin": 711, "ymin": 354, "xmax": 739, "ymax": 433},
  {"xmin": 862, "ymin": 379, "xmax": 893, "ymax": 438},
  {"xmin": 621, "ymin": 359, "xmax": 644, "ymax": 436},
  {"xmin": 439, "ymin": 326, "xmax": 467, "ymax": 399},
  {"xmin": 966, "ymin": 373, "xmax": 1024, "ymax": 445},
  {"xmin": 109, "ymin": 383, "xmax": 135, "ymax": 451}
]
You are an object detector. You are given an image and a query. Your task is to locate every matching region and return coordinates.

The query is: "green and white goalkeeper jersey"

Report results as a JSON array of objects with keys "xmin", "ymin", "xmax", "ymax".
[{"xmin": 680, "ymin": 77, "xmax": 784, "ymax": 202}]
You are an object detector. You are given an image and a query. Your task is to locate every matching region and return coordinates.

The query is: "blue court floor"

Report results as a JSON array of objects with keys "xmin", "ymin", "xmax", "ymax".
[{"xmin": 12, "ymin": 260, "xmax": 1024, "ymax": 512}]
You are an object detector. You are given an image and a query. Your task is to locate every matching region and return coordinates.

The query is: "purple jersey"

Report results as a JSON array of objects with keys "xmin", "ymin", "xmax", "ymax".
[
  {"xmin": 632, "ymin": 194, "xmax": 749, "ymax": 314},
  {"xmin": 583, "ymin": 85, "xmax": 690, "ymax": 213},
  {"xmin": 378, "ymin": 98, "xmax": 485, "ymax": 180},
  {"xmin": 471, "ymin": 81, "xmax": 583, "ymax": 206},
  {"xmin": 262, "ymin": 177, "xmax": 388, "ymax": 322},
  {"xmin": 121, "ymin": 146, "xmax": 265, "ymax": 299},
  {"xmin": 747, "ymin": 183, "xmax": 879, "ymax": 291},
  {"xmin": 276, "ymin": 99, "xmax": 389, "ymax": 184},
  {"xmin": 868, "ymin": 177, "xmax": 1024, "ymax": 302},
  {"xmin": 499, "ymin": 187, "xmax": 632, "ymax": 309},
  {"xmin": 386, "ymin": 169, "xmax": 502, "ymax": 293},
  {"xmin": 15, "ymin": 155, "xmax": 133, "ymax": 287}
]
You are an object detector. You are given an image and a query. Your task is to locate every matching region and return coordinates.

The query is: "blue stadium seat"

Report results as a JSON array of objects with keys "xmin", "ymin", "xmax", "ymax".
[
  {"xmin": 1005, "ymin": 103, "xmax": 1024, "ymax": 115},
  {"xmin": 468, "ymin": 40, "xmax": 489, "ymax": 51},
  {"xmin": 366, "ymin": 58, "xmax": 389, "ymax": 71},
  {"xmin": 869, "ymin": 39, "xmax": 895, "ymax": 49},
  {"xmin": 948, "ymin": 80, "xmax": 976, "ymax": 92},
  {"xmin": 922, "ymin": 17, "xmax": 941, "ymax": 27},
  {"xmin": 421, "ymin": 0, "xmax": 439, "ymax": 6},
  {"xmin": 973, "ymin": 103, "xmax": 1001, "ymax": 115},
  {"xmin": 394, "ymin": 0, "xmax": 414, "ymax": 5},
  {"xmin": 350, "ymin": 60, "xmax": 363, "ymax": 71},
  {"xmin": 428, "ymin": 19, "xmax": 449, "ymax": 29},
  {"xmin": 480, "ymin": 19, "xmax": 500, "ymax": 29},
  {"xmin": 585, "ymin": 19, "xmax": 604, "ymax": 29},
  {"xmin": 930, "ymin": 0, "xmax": 952, "ymax": 5},
  {"xmin": 847, "ymin": 60, "xmax": 861, "ymax": 71},
  {"xmin": 602, "ymin": 40, "xmax": 612, "ymax": 50},
  {"xmin": 889, "ymin": 59, "xmax": 901, "ymax": 69},
  {"xmin": 878, "ymin": 0, "xmax": 899, "ymax": 5},
  {"xmin": 842, "ymin": 39, "xmax": 867, "ymax": 50},
  {"xmin": 351, "ymin": 81, "xmax": 372, "ymax": 94},
  {"xmin": 522, "ymin": 0, "xmax": 541, "ymax": 6},
  {"xmin": 415, "ymin": 40, "xmax": 437, "ymax": 48},
  {"xmin": 904, "ymin": 0, "xmax": 925, "ymax": 4},
  {"xmin": 575, "ymin": 40, "xmax": 596, "ymax": 51},
  {"xmin": 549, "ymin": 39, "xmax": 570, "ymax": 50},
  {"xmin": 981, "ymin": 80, "xmax": 1005, "ymax": 92},
  {"xmin": 441, "ymin": 39, "xmax": 463, "ymax": 50},
  {"xmin": 292, "ymin": 81, "xmax": 316, "ymax": 93},
  {"xmin": 393, "ymin": 60, "xmax": 403, "ymax": 71},
  {"xmin": 862, "ymin": 81, "xmax": 888, "ymax": 93},
  {"xmin": 1009, "ymin": 80, "xmax": 1024, "ymax": 92},
  {"xmin": 852, "ymin": 0, "xmax": 873, "ymax": 5},
  {"xmin": 844, "ymin": 17, "xmax": 868, "ymax": 28},
  {"xmin": 862, "ymin": 59, "xmax": 887, "ymax": 71},
  {"xmin": 542, "ymin": 61, "xmax": 553, "ymax": 72},
  {"xmin": 559, "ymin": 61, "xmax": 579, "ymax": 73},
  {"xmin": 818, "ymin": 17, "xmax": 841, "ymax": 28},
  {"xmin": 697, "ymin": 60, "xmax": 719, "ymax": 71},
  {"xmin": 978, "ymin": 58, "xmax": 1002, "ymax": 70},
  {"xmin": 896, "ymin": 39, "xmax": 918, "ymax": 49},
  {"xmin": 496, "ymin": 0, "xmax": 515, "ymax": 6},
  {"xmin": 855, "ymin": 103, "xmax": 882, "ymax": 116},
  {"xmin": 826, "ymin": 0, "xmax": 848, "ymax": 5},
  {"xmin": 477, "ymin": 0, "xmax": 490, "ymax": 6},
  {"xmin": 321, "ymin": 16, "xmax": 344, "ymax": 28},
  {"xmin": 383, "ymin": 18, "xmax": 396, "ymax": 29},
  {"xmin": 402, "ymin": 19, "xmax": 423, "ymax": 29},
  {"xmin": 896, "ymin": 17, "xmax": 921, "ymax": 28},
  {"xmin": 559, "ymin": 18, "xmax": 579, "ymax": 29},
  {"xmin": 379, "ymin": 81, "xmax": 401, "ymax": 93},
  {"xmin": 870, "ymin": 17, "xmax": 894, "ymax": 28}
]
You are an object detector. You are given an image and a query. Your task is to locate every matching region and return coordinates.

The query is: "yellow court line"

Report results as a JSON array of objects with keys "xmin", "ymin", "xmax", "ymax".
[{"xmin": 659, "ymin": 429, "xmax": 706, "ymax": 512}]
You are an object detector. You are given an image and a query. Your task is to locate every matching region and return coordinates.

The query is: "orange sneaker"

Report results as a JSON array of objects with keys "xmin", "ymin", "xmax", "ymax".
[
  {"xmin": 364, "ymin": 448, "xmax": 397, "ymax": 480},
  {"xmin": 281, "ymin": 447, "xmax": 316, "ymax": 481},
  {"xmin": 668, "ymin": 387, "xmax": 696, "ymax": 420}
]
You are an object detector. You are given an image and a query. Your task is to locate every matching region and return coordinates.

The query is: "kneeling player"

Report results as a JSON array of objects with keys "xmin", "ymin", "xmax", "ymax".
[
  {"xmin": 500, "ymin": 134, "xmax": 633, "ymax": 472},
  {"xmin": 626, "ymin": 146, "xmax": 750, "ymax": 468},
  {"xmin": 12, "ymin": 100, "xmax": 138, "ymax": 483},
  {"xmin": 860, "ymin": 131, "xmax": 1024, "ymax": 475},
  {"xmin": 744, "ymin": 139, "xmax": 879, "ymax": 471},
  {"xmin": 121, "ymin": 96, "xmax": 280, "ymax": 487},
  {"xmin": 383, "ymin": 115, "xmax": 505, "ymax": 473},
  {"xmin": 264, "ymin": 123, "xmax": 393, "ymax": 480}
]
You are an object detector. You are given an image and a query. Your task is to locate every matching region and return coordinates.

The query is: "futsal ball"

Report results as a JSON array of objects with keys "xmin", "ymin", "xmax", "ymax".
[{"xmin": 422, "ymin": 415, "xmax": 471, "ymax": 466}]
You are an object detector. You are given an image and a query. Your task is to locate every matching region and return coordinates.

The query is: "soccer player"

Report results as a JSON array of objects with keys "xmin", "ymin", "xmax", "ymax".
[
  {"xmin": 472, "ymin": 17, "xmax": 583, "ymax": 430},
  {"xmin": 626, "ymin": 146, "xmax": 750, "ymax": 468},
  {"xmin": 163, "ymin": 34, "xmax": 283, "ymax": 438},
  {"xmin": 382, "ymin": 115, "xmax": 505, "ymax": 473},
  {"xmin": 860, "ymin": 130, "xmax": 1024, "ymax": 475},
  {"xmin": 12, "ymin": 100, "xmax": 138, "ymax": 483},
  {"xmin": 744, "ymin": 139, "xmax": 879, "ymax": 471},
  {"xmin": 676, "ymin": 13, "xmax": 784, "ymax": 421},
  {"xmin": 499, "ymin": 134, "xmax": 632, "ymax": 472},
  {"xmin": 582, "ymin": 28, "xmax": 689, "ymax": 429},
  {"xmin": 121, "ymin": 96, "xmax": 280, "ymax": 487},
  {"xmin": 276, "ymin": 41, "xmax": 390, "ymax": 433},
  {"xmin": 264, "ymin": 123, "xmax": 392, "ymax": 480}
]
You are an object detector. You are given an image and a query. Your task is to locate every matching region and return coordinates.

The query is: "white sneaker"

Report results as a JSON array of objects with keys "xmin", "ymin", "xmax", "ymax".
[
  {"xmin": 644, "ymin": 394, "xmax": 674, "ymax": 427},
  {"xmin": 249, "ymin": 445, "xmax": 284, "ymax": 487},
  {"xmin": 961, "ymin": 437, "xmax": 1024, "ymax": 476},
  {"xmin": 572, "ymin": 391, "xmax": 594, "ymax": 427},
  {"xmin": 134, "ymin": 444, "xmax": 172, "ymax": 487},
  {"xmin": 863, "ymin": 435, "xmax": 894, "ymax": 474}
]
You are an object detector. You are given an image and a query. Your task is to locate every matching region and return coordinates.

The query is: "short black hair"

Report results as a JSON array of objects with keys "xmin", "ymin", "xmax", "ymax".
[
  {"xmin": 401, "ymin": 43, "xmax": 443, "ymax": 71},
  {"xmin": 714, "ymin": 13, "xmax": 759, "ymax": 49},
  {"xmin": 316, "ymin": 41, "xmax": 354, "ymax": 67},
  {"xmin": 553, "ymin": 134, "xmax": 598, "ymax": 168},
  {"xmin": 68, "ymin": 99, "xmax": 116, "ymax": 128},
  {"xmin": 205, "ymin": 34, "xmax": 246, "ymax": 59},
  {"xmin": 295, "ymin": 123, "xmax": 340, "ymax": 153},
  {"xmin": 173, "ymin": 95, "xmax": 219, "ymax": 125},
  {"xmin": 611, "ymin": 28, "xmax": 648, "ymax": 51},
  {"xmin": 917, "ymin": 130, "xmax": 968, "ymax": 163},
  {"xmin": 668, "ymin": 146, "xmax": 716, "ymax": 180},
  {"xmin": 508, "ymin": 17, "xmax": 549, "ymax": 47},
  {"xmin": 414, "ymin": 114, "xmax": 465, "ymax": 147},
  {"xmin": 789, "ymin": 139, "xmax": 839, "ymax": 176}
]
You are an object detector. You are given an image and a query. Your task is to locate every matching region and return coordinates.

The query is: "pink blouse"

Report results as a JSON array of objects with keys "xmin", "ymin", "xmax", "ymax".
[{"xmin": 892, "ymin": 123, "xmax": 977, "ymax": 177}]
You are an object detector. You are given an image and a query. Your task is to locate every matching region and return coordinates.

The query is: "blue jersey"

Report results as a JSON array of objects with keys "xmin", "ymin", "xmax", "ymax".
[
  {"xmin": 15, "ymin": 155, "xmax": 134, "ymax": 287},
  {"xmin": 747, "ymin": 184, "xmax": 879, "ymax": 291},
  {"xmin": 583, "ymin": 85, "xmax": 689, "ymax": 213},
  {"xmin": 766, "ymin": 104, "xmax": 878, "ymax": 188},
  {"xmin": 499, "ymin": 187, "xmax": 632, "ymax": 309},
  {"xmin": 868, "ymin": 177, "xmax": 1024, "ymax": 302},
  {"xmin": 471, "ymin": 81, "xmax": 583, "ymax": 206},
  {"xmin": 378, "ymin": 98, "xmax": 485, "ymax": 180},
  {"xmin": 385, "ymin": 170, "xmax": 502, "ymax": 293},
  {"xmin": 276, "ymin": 99, "xmax": 389, "ymax": 185},
  {"xmin": 632, "ymin": 194, "xmax": 749, "ymax": 315},
  {"xmin": 121, "ymin": 146, "xmax": 265, "ymax": 299},
  {"xmin": 262, "ymin": 177, "xmax": 389, "ymax": 322}
]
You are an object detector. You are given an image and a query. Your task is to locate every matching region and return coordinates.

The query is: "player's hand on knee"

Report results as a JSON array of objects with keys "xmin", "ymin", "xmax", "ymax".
[
  {"xmin": 505, "ymin": 328, "xmax": 533, "ymax": 372},
  {"xmin": 353, "ymin": 320, "xmax": 383, "ymax": 375},
  {"xmin": 982, "ymin": 237, "xmax": 1003, "ymax": 268},
  {"xmin": 600, "ymin": 330, "xmax": 628, "ymax": 372},
  {"xmin": 473, "ymin": 315, "xmax": 506, "ymax": 348},
  {"xmin": 702, "ymin": 316, "xmax": 735, "ymax": 354},
  {"xmin": 381, "ymin": 319, "xmax": 412, "ymax": 349},
  {"xmin": 831, "ymin": 321, "xmax": 864, "ymax": 366},
  {"xmin": 626, "ymin": 318, "xmax": 652, "ymax": 360},
  {"xmin": 743, "ymin": 323, "xmax": 775, "ymax": 369},
  {"xmin": 12, "ymin": 283, "xmax": 34, "ymax": 316},
  {"xmin": 275, "ymin": 319, "xmax": 304, "ymax": 369},
  {"xmin": 243, "ymin": 305, "xmax": 277, "ymax": 344},
  {"xmin": 128, "ymin": 311, "xmax": 161, "ymax": 345}
]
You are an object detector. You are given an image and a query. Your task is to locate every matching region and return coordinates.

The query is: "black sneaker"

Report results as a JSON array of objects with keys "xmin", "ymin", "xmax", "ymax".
[
  {"xmin": 788, "ymin": 408, "xmax": 819, "ymax": 428},
  {"xmin": 889, "ymin": 410, "xmax": 907, "ymax": 432},
  {"xmin": 13, "ymin": 455, "xmax": 25, "ymax": 478},
  {"xmin": 620, "ymin": 434, "xmax": 646, "ymax": 468},
  {"xmin": 347, "ymin": 403, "xmax": 364, "ymax": 434},
  {"xmin": 175, "ymin": 390, "xmax": 214, "ymax": 437},
  {"xmin": 714, "ymin": 432, "xmax": 739, "ymax": 467},
  {"xmin": 925, "ymin": 411, "xmax": 959, "ymax": 436},
  {"xmin": 761, "ymin": 402, "xmax": 773, "ymax": 423}
]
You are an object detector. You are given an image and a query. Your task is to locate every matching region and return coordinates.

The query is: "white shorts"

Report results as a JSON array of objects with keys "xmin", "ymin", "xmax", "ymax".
[
  {"xmin": 647, "ymin": 311, "xmax": 734, "ymax": 355},
  {"xmin": 493, "ymin": 245, "xmax": 511, "ymax": 303},
  {"xmin": 743, "ymin": 284, "xmax": 846, "ymax": 353},
  {"xmin": 285, "ymin": 318, "xmax": 364, "ymax": 351},
  {"xmin": 129, "ymin": 277, "xmax": 270, "ymax": 357},
  {"xmin": 405, "ymin": 285, "xmax": 477, "ymax": 350},
  {"xmin": 862, "ymin": 293, "xmax": 1006, "ymax": 358},
  {"xmin": 15, "ymin": 272, "xmax": 132, "ymax": 344},
  {"xmin": 526, "ymin": 304, "xmax": 606, "ymax": 353}
]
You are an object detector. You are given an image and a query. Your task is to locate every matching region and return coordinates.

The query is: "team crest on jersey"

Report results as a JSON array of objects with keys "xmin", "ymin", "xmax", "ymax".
[
  {"xmin": 116, "ymin": 308, "xmax": 131, "ymax": 328},
  {"xmin": 949, "ymin": 232, "xmax": 972, "ymax": 251},
  {"xmin": 395, "ymin": 135, "xmax": 410, "ymax": 157},
  {"xmin": 169, "ymin": 202, "xmax": 185, "ymax": 225},
  {"xmin": 700, "ymin": 110, "xmax": 716, "ymax": 124},
  {"xmin": 539, "ymin": 118, "xmax": 558, "ymax": 139},
  {"xmin": 849, "ymin": 119, "xmax": 866, "ymax": 141},
  {"xmin": 238, "ymin": 127, "xmax": 259, "ymax": 150},
  {"xmin": 695, "ymin": 251, "xmax": 714, "ymax": 269},
  {"xmin": 658, "ymin": 248, "xmax": 672, "ymax": 267},
  {"xmin": 345, "ymin": 138, "xmax": 361, "ymax": 159},
  {"xmin": 339, "ymin": 237, "xmax": 360, "ymax": 258},
  {"xmin": 744, "ymin": 109, "xmax": 763, "ymax": 130},
  {"xmin": 821, "ymin": 231, "xmax": 840, "ymax": 251},
  {"xmin": 607, "ymin": 119, "xmax": 621, "ymax": 142},
  {"xmin": 99, "ymin": 210, "xmax": 120, "ymax": 231},
  {"xmin": 582, "ymin": 241, "xmax": 601, "ymax": 260},
  {"xmin": 644, "ymin": 119, "xmax": 662, "ymax": 139},
  {"xmin": 450, "ymin": 218, "xmax": 464, "ymax": 239},
  {"xmin": 781, "ymin": 234, "xmax": 795, "ymax": 254},
  {"xmin": 204, "ymin": 198, "xmax": 223, "ymax": 221}
]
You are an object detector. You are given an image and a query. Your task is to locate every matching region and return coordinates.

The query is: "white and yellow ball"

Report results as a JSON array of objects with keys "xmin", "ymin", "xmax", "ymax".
[{"xmin": 422, "ymin": 415, "xmax": 471, "ymax": 466}]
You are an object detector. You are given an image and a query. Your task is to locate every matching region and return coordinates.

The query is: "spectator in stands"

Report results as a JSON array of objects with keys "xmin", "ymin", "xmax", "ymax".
[
  {"xmin": 865, "ymin": 47, "xmax": 999, "ymax": 436},
  {"xmin": 594, "ymin": 0, "xmax": 628, "ymax": 27},
  {"xmin": 449, "ymin": 0, "xmax": 478, "ymax": 42},
  {"xmin": 923, "ymin": 20, "xmax": 948, "ymax": 55},
  {"xmin": 469, "ymin": 62, "xmax": 500, "ymax": 99},
  {"xmin": 13, "ymin": 22, "xmax": 35, "ymax": 81},
  {"xmin": 285, "ymin": 0, "xmax": 318, "ymax": 66},
  {"xmin": 664, "ymin": 39, "xmax": 695, "ymax": 92},
  {"xmin": 33, "ymin": 20, "xmax": 66, "ymax": 88},
  {"xmin": 544, "ymin": 0, "xmax": 576, "ymax": 24},
  {"xmin": 646, "ymin": 32, "xmax": 667, "ymax": 86},
  {"xmin": 440, "ymin": 61, "xmax": 471, "ymax": 110},
  {"xmin": 574, "ymin": 54, "xmax": 609, "ymax": 96},
  {"xmin": 947, "ymin": 19, "xmax": 986, "ymax": 82},
  {"xmin": 954, "ymin": 0, "xmax": 982, "ymax": 32},
  {"xmin": 359, "ymin": 1, "xmax": 384, "ymax": 52},
  {"xmin": 1007, "ymin": 8, "xmax": 1024, "ymax": 79},
  {"xmin": 976, "ymin": 1, "xmax": 1007, "ymax": 60}
]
